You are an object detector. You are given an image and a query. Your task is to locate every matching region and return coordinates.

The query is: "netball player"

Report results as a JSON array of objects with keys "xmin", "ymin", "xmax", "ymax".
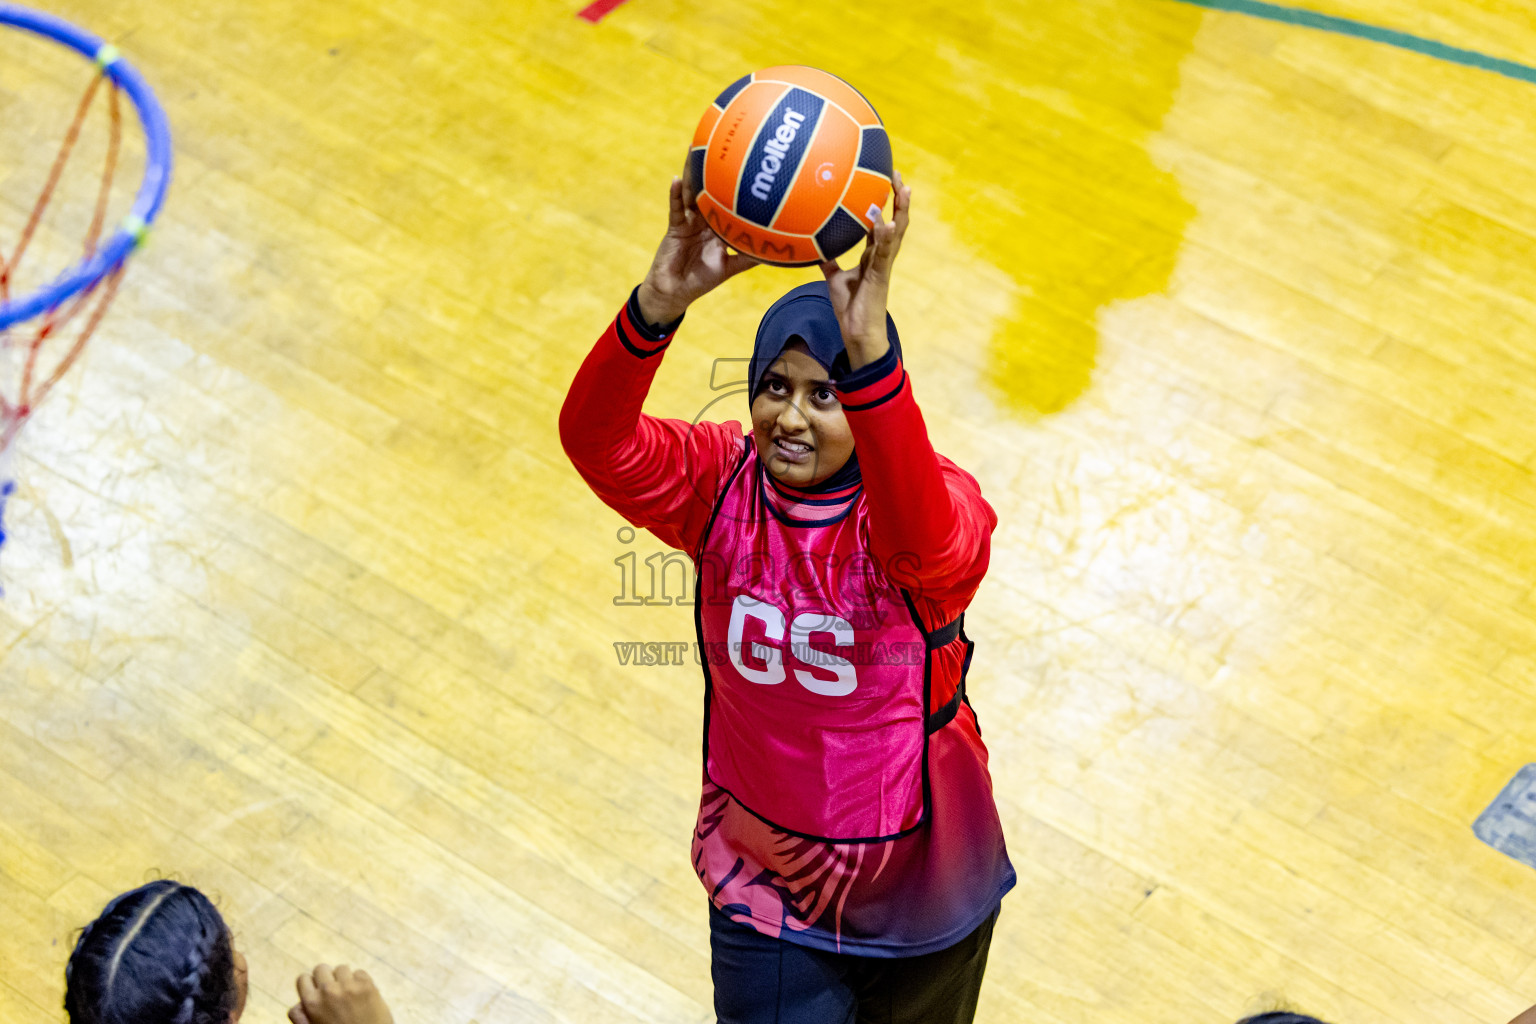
[
  {"xmin": 560, "ymin": 167, "xmax": 1014, "ymax": 1023},
  {"xmin": 64, "ymin": 880, "xmax": 394, "ymax": 1024}
]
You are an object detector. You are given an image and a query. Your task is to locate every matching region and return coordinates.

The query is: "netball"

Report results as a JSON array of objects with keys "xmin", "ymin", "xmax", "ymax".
[{"xmin": 688, "ymin": 65, "xmax": 893, "ymax": 267}]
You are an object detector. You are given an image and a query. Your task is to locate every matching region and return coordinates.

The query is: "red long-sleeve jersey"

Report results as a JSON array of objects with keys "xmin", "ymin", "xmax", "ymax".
[{"xmin": 560, "ymin": 292, "xmax": 1014, "ymax": 955}]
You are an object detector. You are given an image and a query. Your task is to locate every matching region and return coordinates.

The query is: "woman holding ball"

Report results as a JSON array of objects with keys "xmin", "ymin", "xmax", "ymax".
[{"xmin": 560, "ymin": 165, "xmax": 1013, "ymax": 1023}]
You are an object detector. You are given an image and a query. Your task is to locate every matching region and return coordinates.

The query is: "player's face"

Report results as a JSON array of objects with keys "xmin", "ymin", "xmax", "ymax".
[{"xmin": 751, "ymin": 342, "xmax": 854, "ymax": 488}]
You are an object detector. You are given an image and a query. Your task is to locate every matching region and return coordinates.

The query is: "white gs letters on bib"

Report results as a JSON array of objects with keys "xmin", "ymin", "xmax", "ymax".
[
  {"xmin": 728, "ymin": 595, "xmax": 785, "ymax": 685},
  {"xmin": 727, "ymin": 595, "xmax": 857, "ymax": 696},
  {"xmin": 790, "ymin": 613, "xmax": 856, "ymax": 696}
]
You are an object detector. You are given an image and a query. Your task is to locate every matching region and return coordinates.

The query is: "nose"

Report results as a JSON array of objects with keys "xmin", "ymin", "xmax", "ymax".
[{"xmin": 777, "ymin": 399, "xmax": 810, "ymax": 435}]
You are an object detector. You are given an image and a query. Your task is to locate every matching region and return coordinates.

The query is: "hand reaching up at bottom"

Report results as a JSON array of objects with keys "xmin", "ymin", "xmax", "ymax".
[{"xmin": 289, "ymin": 964, "xmax": 394, "ymax": 1024}]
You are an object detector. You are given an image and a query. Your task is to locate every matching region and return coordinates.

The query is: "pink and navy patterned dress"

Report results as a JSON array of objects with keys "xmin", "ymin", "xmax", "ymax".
[{"xmin": 561, "ymin": 295, "xmax": 1014, "ymax": 956}]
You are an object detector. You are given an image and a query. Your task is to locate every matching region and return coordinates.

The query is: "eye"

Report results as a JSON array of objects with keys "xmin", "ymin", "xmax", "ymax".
[
  {"xmin": 767, "ymin": 379, "xmax": 789, "ymax": 394},
  {"xmin": 814, "ymin": 387, "xmax": 838, "ymax": 404}
]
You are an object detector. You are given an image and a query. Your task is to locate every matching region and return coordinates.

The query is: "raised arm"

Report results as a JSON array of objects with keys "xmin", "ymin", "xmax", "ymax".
[
  {"xmin": 559, "ymin": 169, "xmax": 759, "ymax": 553},
  {"xmin": 820, "ymin": 174, "xmax": 996, "ymax": 605},
  {"xmin": 560, "ymin": 289, "xmax": 744, "ymax": 552},
  {"xmin": 835, "ymin": 346, "xmax": 996, "ymax": 602}
]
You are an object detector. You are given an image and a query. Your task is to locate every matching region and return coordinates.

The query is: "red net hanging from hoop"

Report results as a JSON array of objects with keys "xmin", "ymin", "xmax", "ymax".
[{"xmin": 0, "ymin": 65, "xmax": 128, "ymax": 456}]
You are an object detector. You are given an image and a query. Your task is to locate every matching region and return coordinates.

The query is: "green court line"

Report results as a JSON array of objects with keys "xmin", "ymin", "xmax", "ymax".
[{"xmin": 1167, "ymin": 0, "xmax": 1536, "ymax": 86}]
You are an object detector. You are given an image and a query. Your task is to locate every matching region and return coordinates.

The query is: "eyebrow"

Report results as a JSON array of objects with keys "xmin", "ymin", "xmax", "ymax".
[{"xmin": 764, "ymin": 369, "xmax": 836, "ymax": 388}]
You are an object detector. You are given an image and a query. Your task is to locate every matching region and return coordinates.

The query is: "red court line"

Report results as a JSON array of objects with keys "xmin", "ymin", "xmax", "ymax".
[{"xmin": 577, "ymin": 0, "xmax": 631, "ymax": 22}]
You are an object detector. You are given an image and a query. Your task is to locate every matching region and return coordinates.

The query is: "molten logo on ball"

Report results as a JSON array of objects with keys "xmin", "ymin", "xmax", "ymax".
[{"xmin": 750, "ymin": 108, "xmax": 807, "ymax": 202}]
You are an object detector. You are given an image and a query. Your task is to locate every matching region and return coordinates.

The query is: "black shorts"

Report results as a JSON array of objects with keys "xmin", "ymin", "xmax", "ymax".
[{"xmin": 708, "ymin": 903, "xmax": 999, "ymax": 1024}]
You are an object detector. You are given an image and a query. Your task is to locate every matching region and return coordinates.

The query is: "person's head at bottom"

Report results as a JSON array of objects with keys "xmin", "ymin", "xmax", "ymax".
[
  {"xmin": 1244, "ymin": 1005, "xmax": 1536, "ymax": 1024},
  {"xmin": 66, "ymin": 880, "xmax": 393, "ymax": 1024}
]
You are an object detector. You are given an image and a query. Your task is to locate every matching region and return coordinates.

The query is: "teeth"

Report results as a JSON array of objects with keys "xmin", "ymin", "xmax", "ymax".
[{"xmin": 777, "ymin": 439, "xmax": 810, "ymax": 452}]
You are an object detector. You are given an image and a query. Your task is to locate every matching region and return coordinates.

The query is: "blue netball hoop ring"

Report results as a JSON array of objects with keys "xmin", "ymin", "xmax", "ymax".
[{"xmin": 0, "ymin": 2, "xmax": 173, "ymax": 330}]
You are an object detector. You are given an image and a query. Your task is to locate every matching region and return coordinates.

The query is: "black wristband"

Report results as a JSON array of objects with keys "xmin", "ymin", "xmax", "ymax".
[
  {"xmin": 627, "ymin": 285, "xmax": 685, "ymax": 340},
  {"xmin": 836, "ymin": 345, "xmax": 900, "ymax": 392}
]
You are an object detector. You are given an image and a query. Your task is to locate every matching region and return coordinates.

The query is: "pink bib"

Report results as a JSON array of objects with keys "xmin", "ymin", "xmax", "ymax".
[{"xmin": 694, "ymin": 446, "xmax": 973, "ymax": 843}]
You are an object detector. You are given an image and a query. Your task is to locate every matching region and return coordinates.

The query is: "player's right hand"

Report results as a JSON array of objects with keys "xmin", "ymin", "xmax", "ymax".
[
  {"xmin": 288, "ymin": 964, "xmax": 394, "ymax": 1024},
  {"xmin": 637, "ymin": 162, "xmax": 759, "ymax": 328}
]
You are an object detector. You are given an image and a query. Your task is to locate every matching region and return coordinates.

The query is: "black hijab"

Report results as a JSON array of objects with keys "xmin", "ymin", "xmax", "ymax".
[{"xmin": 748, "ymin": 281, "xmax": 902, "ymax": 493}]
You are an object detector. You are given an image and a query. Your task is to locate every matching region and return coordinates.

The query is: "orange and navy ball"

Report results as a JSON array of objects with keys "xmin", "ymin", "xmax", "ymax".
[{"xmin": 689, "ymin": 66, "xmax": 893, "ymax": 267}]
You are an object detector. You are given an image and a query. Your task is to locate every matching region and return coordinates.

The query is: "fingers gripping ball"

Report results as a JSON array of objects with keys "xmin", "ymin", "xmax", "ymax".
[{"xmin": 690, "ymin": 66, "xmax": 893, "ymax": 267}]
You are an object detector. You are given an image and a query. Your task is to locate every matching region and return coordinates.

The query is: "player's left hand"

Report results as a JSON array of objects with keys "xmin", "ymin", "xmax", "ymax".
[{"xmin": 819, "ymin": 169, "xmax": 910, "ymax": 369}]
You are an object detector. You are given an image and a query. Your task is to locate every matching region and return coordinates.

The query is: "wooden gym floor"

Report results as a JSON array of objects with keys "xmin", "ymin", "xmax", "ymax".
[{"xmin": 4, "ymin": 0, "xmax": 1536, "ymax": 1021}]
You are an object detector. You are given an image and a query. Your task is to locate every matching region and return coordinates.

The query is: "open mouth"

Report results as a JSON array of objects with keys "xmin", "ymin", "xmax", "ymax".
[{"xmin": 772, "ymin": 436, "xmax": 814, "ymax": 462}]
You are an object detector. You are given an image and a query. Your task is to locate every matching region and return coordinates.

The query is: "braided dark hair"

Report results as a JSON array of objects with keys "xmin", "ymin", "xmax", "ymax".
[
  {"xmin": 1238, "ymin": 1014, "xmax": 1333, "ymax": 1024},
  {"xmin": 65, "ymin": 881, "xmax": 238, "ymax": 1024}
]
